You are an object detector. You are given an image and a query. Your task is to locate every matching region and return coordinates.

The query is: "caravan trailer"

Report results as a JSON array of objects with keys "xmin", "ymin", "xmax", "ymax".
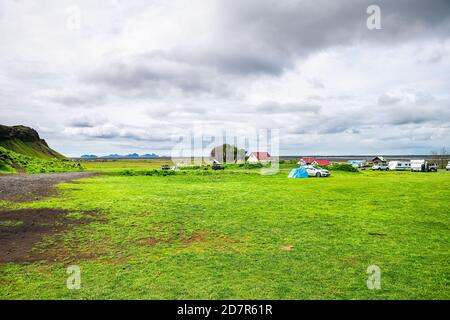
[
  {"xmin": 388, "ymin": 161, "xmax": 411, "ymax": 171},
  {"xmin": 410, "ymin": 160, "xmax": 438, "ymax": 172}
]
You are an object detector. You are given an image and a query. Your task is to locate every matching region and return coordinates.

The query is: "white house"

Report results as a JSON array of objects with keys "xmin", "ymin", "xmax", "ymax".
[{"xmin": 248, "ymin": 152, "xmax": 272, "ymax": 163}]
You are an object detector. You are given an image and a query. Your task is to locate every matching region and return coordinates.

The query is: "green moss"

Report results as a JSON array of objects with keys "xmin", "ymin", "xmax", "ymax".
[
  {"xmin": 0, "ymin": 146, "xmax": 83, "ymax": 174},
  {"xmin": 0, "ymin": 138, "xmax": 66, "ymax": 160}
]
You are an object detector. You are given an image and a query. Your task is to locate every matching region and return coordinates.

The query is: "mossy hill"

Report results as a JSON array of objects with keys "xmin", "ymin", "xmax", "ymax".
[
  {"xmin": 0, "ymin": 125, "xmax": 66, "ymax": 160},
  {"xmin": 0, "ymin": 125, "xmax": 83, "ymax": 174}
]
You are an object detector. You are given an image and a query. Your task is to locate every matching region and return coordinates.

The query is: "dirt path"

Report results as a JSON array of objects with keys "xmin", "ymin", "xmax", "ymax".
[{"xmin": 0, "ymin": 172, "xmax": 97, "ymax": 202}]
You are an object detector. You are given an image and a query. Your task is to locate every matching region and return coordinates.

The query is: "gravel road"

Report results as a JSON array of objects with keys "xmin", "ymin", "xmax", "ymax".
[{"xmin": 0, "ymin": 172, "xmax": 97, "ymax": 202}]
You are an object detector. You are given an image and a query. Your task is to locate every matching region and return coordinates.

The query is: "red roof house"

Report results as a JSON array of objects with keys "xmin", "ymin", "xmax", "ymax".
[
  {"xmin": 298, "ymin": 157, "xmax": 331, "ymax": 166},
  {"xmin": 314, "ymin": 159, "xmax": 331, "ymax": 166},
  {"xmin": 248, "ymin": 152, "xmax": 272, "ymax": 163}
]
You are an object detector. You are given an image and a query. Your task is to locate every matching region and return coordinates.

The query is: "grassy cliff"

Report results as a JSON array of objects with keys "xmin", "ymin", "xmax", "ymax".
[
  {"xmin": 0, "ymin": 125, "xmax": 66, "ymax": 160},
  {"xmin": 0, "ymin": 125, "xmax": 84, "ymax": 174}
]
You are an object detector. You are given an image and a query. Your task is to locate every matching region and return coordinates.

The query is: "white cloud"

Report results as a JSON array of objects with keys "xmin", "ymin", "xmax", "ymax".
[{"xmin": 1, "ymin": 0, "xmax": 450, "ymax": 156}]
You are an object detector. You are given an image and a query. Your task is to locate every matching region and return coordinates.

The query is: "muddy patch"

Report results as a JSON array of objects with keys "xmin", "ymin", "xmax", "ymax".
[
  {"xmin": 182, "ymin": 231, "xmax": 210, "ymax": 245},
  {"xmin": 0, "ymin": 172, "xmax": 98, "ymax": 202},
  {"xmin": 0, "ymin": 208, "xmax": 99, "ymax": 263},
  {"xmin": 138, "ymin": 237, "xmax": 161, "ymax": 246}
]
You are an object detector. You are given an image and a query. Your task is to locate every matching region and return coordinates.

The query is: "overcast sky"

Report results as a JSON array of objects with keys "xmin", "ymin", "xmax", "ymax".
[{"xmin": 1, "ymin": 0, "xmax": 449, "ymax": 156}]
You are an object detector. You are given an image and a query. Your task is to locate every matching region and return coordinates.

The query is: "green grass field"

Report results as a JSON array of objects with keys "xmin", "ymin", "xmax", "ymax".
[
  {"xmin": 0, "ymin": 161, "xmax": 449, "ymax": 299},
  {"xmin": 80, "ymin": 158, "xmax": 173, "ymax": 172}
]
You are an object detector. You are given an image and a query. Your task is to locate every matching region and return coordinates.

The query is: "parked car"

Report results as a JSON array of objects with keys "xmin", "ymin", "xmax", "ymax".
[
  {"xmin": 303, "ymin": 165, "xmax": 330, "ymax": 177},
  {"xmin": 388, "ymin": 161, "xmax": 411, "ymax": 171},
  {"xmin": 446, "ymin": 161, "xmax": 450, "ymax": 171},
  {"xmin": 410, "ymin": 160, "xmax": 437, "ymax": 172},
  {"xmin": 372, "ymin": 164, "xmax": 389, "ymax": 171},
  {"xmin": 161, "ymin": 165, "xmax": 170, "ymax": 170}
]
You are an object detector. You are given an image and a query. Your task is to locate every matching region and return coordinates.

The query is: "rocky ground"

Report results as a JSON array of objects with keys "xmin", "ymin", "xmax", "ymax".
[{"xmin": 0, "ymin": 172, "xmax": 97, "ymax": 202}]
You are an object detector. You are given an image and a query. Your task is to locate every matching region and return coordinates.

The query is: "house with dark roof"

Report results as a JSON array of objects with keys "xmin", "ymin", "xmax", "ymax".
[
  {"xmin": 372, "ymin": 156, "xmax": 387, "ymax": 165},
  {"xmin": 248, "ymin": 152, "xmax": 272, "ymax": 163}
]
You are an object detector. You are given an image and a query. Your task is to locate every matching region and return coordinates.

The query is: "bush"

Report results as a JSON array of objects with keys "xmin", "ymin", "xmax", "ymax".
[
  {"xmin": 179, "ymin": 165, "xmax": 204, "ymax": 170},
  {"xmin": 325, "ymin": 163, "xmax": 359, "ymax": 172},
  {"xmin": 143, "ymin": 170, "xmax": 176, "ymax": 176},
  {"xmin": 224, "ymin": 162, "xmax": 265, "ymax": 169},
  {"xmin": 121, "ymin": 169, "xmax": 137, "ymax": 176},
  {"xmin": 242, "ymin": 162, "xmax": 264, "ymax": 169}
]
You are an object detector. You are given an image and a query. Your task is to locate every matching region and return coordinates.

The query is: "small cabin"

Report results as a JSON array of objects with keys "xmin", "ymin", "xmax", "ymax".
[{"xmin": 372, "ymin": 156, "xmax": 387, "ymax": 165}]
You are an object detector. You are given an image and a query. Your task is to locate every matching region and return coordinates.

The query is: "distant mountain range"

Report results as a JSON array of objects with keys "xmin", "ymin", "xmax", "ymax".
[{"xmin": 80, "ymin": 153, "xmax": 161, "ymax": 159}]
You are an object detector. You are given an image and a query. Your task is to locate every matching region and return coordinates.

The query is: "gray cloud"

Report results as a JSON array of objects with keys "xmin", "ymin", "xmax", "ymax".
[
  {"xmin": 386, "ymin": 104, "xmax": 450, "ymax": 125},
  {"xmin": 145, "ymin": 101, "xmax": 321, "ymax": 121},
  {"xmin": 67, "ymin": 115, "xmax": 107, "ymax": 128},
  {"xmin": 85, "ymin": 52, "xmax": 234, "ymax": 98},
  {"xmin": 64, "ymin": 122, "xmax": 172, "ymax": 142},
  {"xmin": 378, "ymin": 93, "xmax": 403, "ymax": 105},
  {"xmin": 1, "ymin": 0, "xmax": 450, "ymax": 156},
  {"xmin": 80, "ymin": 0, "xmax": 450, "ymax": 100},
  {"xmin": 255, "ymin": 101, "xmax": 321, "ymax": 114},
  {"xmin": 212, "ymin": 0, "xmax": 450, "ymax": 75},
  {"xmin": 287, "ymin": 95, "xmax": 450, "ymax": 136},
  {"xmin": 33, "ymin": 88, "xmax": 106, "ymax": 107}
]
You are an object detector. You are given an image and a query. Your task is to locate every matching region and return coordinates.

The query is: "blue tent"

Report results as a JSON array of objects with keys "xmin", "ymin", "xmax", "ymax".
[{"xmin": 288, "ymin": 167, "xmax": 309, "ymax": 178}]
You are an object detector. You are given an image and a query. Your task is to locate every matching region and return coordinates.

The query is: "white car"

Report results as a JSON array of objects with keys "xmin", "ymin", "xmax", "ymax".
[
  {"xmin": 446, "ymin": 161, "xmax": 450, "ymax": 171},
  {"xmin": 303, "ymin": 165, "xmax": 330, "ymax": 177},
  {"xmin": 372, "ymin": 164, "xmax": 389, "ymax": 170}
]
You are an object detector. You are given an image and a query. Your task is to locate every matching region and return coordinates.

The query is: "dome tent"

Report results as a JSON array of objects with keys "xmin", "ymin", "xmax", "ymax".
[{"xmin": 288, "ymin": 167, "xmax": 309, "ymax": 178}]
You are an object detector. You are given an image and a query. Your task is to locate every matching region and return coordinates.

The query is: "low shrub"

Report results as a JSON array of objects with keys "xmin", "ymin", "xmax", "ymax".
[
  {"xmin": 325, "ymin": 163, "xmax": 359, "ymax": 172},
  {"xmin": 0, "ymin": 146, "xmax": 84, "ymax": 174},
  {"xmin": 121, "ymin": 169, "xmax": 137, "ymax": 176},
  {"xmin": 143, "ymin": 170, "xmax": 177, "ymax": 176},
  {"xmin": 179, "ymin": 165, "xmax": 204, "ymax": 170},
  {"xmin": 226, "ymin": 162, "xmax": 265, "ymax": 169}
]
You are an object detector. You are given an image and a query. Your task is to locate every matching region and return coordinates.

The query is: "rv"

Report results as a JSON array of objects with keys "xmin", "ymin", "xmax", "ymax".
[
  {"xmin": 388, "ymin": 161, "xmax": 411, "ymax": 171},
  {"xmin": 410, "ymin": 160, "xmax": 438, "ymax": 172}
]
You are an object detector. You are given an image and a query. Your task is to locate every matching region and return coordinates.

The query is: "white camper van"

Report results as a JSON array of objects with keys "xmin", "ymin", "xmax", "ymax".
[
  {"xmin": 410, "ymin": 160, "xmax": 438, "ymax": 172},
  {"xmin": 388, "ymin": 161, "xmax": 411, "ymax": 171}
]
